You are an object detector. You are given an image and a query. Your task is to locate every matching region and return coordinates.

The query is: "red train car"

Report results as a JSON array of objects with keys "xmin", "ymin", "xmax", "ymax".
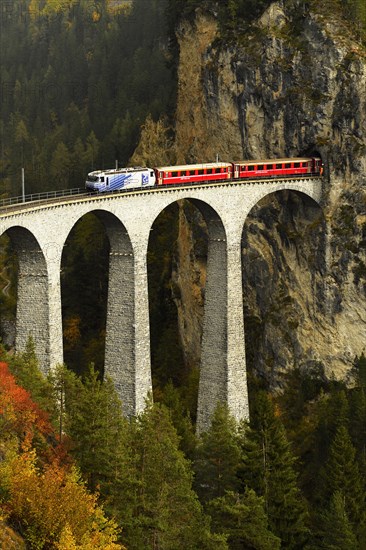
[
  {"xmin": 233, "ymin": 157, "xmax": 322, "ymax": 179},
  {"xmin": 155, "ymin": 162, "xmax": 233, "ymax": 185}
]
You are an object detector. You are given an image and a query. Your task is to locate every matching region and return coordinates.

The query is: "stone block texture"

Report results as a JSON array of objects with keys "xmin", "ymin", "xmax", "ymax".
[{"xmin": 0, "ymin": 178, "xmax": 322, "ymax": 430}]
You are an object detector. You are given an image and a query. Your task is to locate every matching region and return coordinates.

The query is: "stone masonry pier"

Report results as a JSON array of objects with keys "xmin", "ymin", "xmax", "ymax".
[{"xmin": 0, "ymin": 178, "xmax": 322, "ymax": 432}]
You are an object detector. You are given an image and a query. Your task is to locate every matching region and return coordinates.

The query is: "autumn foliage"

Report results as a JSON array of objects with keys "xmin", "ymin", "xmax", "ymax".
[
  {"xmin": 0, "ymin": 361, "xmax": 123, "ymax": 549},
  {"xmin": 0, "ymin": 361, "xmax": 53, "ymax": 452},
  {"xmin": 2, "ymin": 451, "xmax": 122, "ymax": 549}
]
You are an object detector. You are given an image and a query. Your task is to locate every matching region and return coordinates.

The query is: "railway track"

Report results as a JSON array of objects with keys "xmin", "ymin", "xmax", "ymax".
[{"xmin": 0, "ymin": 174, "xmax": 322, "ymax": 217}]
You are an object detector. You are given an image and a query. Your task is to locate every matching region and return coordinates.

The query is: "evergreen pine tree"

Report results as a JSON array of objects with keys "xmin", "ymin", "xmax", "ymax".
[
  {"xmin": 64, "ymin": 364, "xmax": 126, "ymax": 495},
  {"xmin": 354, "ymin": 353, "xmax": 366, "ymax": 388},
  {"xmin": 114, "ymin": 400, "xmax": 227, "ymax": 550},
  {"xmin": 322, "ymin": 424, "xmax": 366, "ymax": 541},
  {"xmin": 194, "ymin": 403, "xmax": 242, "ymax": 503},
  {"xmin": 160, "ymin": 380, "xmax": 197, "ymax": 459},
  {"xmin": 319, "ymin": 491, "xmax": 358, "ymax": 550},
  {"xmin": 50, "ymin": 141, "xmax": 71, "ymax": 189},
  {"xmin": 311, "ymin": 387, "xmax": 350, "ymax": 500},
  {"xmin": 208, "ymin": 489, "xmax": 281, "ymax": 550},
  {"xmin": 349, "ymin": 355, "xmax": 366, "ymax": 461},
  {"xmin": 348, "ymin": 386, "xmax": 366, "ymax": 458},
  {"xmin": 239, "ymin": 391, "xmax": 310, "ymax": 549}
]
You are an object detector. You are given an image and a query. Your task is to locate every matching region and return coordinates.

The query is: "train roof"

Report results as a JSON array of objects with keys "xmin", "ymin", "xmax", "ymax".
[
  {"xmin": 88, "ymin": 166, "xmax": 149, "ymax": 175},
  {"xmin": 233, "ymin": 157, "xmax": 317, "ymax": 164},
  {"xmin": 155, "ymin": 162, "xmax": 232, "ymax": 171}
]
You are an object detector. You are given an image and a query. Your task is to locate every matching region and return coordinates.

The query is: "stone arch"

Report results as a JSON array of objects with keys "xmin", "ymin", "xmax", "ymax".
[
  {"xmin": 60, "ymin": 208, "xmax": 139, "ymax": 416},
  {"xmin": 4, "ymin": 226, "xmax": 49, "ymax": 373},
  {"xmin": 240, "ymin": 188, "xmax": 326, "ymax": 397},
  {"xmin": 148, "ymin": 197, "xmax": 235, "ymax": 432},
  {"xmin": 242, "ymin": 183, "xmax": 322, "ymax": 225}
]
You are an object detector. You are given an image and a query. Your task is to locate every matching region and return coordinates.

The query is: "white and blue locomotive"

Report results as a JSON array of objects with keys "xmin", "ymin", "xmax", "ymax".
[{"xmin": 85, "ymin": 167, "xmax": 156, "ymax": 192}]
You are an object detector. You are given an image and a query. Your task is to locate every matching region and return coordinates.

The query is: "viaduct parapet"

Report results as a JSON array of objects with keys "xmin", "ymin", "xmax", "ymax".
[{"xmin": 0, "ymin": 179, "xmax": 322, "ymax": 432}]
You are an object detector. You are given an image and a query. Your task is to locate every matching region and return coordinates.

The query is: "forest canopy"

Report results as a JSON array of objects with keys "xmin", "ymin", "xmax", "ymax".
[{"xmin": 0, "ymin": 0, "xmax": 174, "ymax": 196}]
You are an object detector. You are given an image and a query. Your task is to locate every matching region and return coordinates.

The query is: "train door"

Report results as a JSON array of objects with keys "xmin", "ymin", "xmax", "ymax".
[{"xmin": 150, "ymin": 170, "xmax": 156, "ymax": 185}]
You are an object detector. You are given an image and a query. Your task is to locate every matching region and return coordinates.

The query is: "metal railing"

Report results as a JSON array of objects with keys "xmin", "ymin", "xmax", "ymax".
[{"xmin": 0, "ymin": 188, "xmax": 86, "ymax": 209}]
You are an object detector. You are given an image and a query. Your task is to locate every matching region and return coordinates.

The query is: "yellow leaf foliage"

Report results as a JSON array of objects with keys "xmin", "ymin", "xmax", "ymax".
[{"xmin": 3, "ymin": 451, "xmax": 123, "ymax": 549}]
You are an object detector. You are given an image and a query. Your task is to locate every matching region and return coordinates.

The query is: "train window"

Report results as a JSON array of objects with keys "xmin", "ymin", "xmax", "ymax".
[
  {"xmin": 276, "ymin": 164, "xmax": 282, "ymax": 169},
  {"xmin": 285, "ymin": 163, "xmax": 291, "ymax": 168},
  {"xmin": 248, "ymin": 166, "xmax": 255, "ymax": 171},
  {"xmin": 294, "ymin": 162, "xmax": 300, "ymax": 168},
  {"xmin": 257, "ymin": 165, "xmax": 263, "ymax": 171},
  {"xmin": 198, "ymin": 169, "xmax": 204, "ymax": 175},
  {"xmin": 100, "ymin": 177, "xmax": 104, "ymax": 182}
]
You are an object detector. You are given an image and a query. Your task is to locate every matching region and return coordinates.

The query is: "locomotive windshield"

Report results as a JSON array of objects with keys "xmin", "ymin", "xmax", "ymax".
[{"xmin": 88, "ymin": 175, "xmax": 99, "ymax": 182}]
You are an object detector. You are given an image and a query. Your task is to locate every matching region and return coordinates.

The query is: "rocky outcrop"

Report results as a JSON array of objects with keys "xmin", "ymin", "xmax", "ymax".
[{"xmin": 138, "ymin": 1, "xmax": 366, "ymax": 386}]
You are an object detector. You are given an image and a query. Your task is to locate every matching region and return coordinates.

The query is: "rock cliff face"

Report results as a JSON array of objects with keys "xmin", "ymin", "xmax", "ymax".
[{"xmin": 137, "ymin": 1, "xmax": 366, "ymax": 386}]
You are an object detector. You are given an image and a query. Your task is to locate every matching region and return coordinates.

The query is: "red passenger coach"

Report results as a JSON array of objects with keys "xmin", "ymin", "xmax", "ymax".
[
  {"xmin": 155, "ymin": 162, "xmax": 233, "ymax": 185},
  {"xmin": 233, "ymin": 157, "xmax": 321, "ymax": 179}
]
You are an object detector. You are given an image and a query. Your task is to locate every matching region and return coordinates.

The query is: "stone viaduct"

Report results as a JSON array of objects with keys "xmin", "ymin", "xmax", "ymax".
[{"xmin": 0, "ymin": 178, "xmax": 322, "ymax": 432}]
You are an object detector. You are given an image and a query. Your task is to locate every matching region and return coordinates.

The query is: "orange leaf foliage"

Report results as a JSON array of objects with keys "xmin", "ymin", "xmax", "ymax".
[{"xmin": 0, "ymin": 362, "xmax": 53, "ymax": 451}]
